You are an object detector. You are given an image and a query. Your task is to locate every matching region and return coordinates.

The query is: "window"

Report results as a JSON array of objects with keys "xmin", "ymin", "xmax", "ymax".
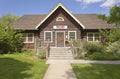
[
  {"xmin": 68, "ymin": 31, "xmax": 76, "ymax": 41},
  {"xmin": 87, "ymin": 33, "xmax": 100, "ymax": 42},
  {"xmin": 23, "ymin": 33, "xmax": 34, "ymax": 43},
  {"xmin": 44, "ymin": 31, "xmax": 52, "ymax": 42},
  {"xmin": 56, "ymin": 17, "xmax": 64, "ymax": 21}
]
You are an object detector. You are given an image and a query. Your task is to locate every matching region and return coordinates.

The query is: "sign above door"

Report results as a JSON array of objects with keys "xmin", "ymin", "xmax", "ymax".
[{"xmin": 53, "ymin": 25, "xmax": 68, "ymax": 29}]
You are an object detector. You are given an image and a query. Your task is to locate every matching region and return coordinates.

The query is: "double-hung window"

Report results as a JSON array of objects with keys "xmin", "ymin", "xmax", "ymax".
[
  {"xmin": 68, "ymin": 31, "xmax": 76, "ymax": 41},
  {"xmin": 23, "ymin": 33, "xmax": 34, "ymax": 43},
  {"xmin": 44, "ymin": 31, "xmax": 52, "ymax": 42},
  {"xmin": 87, "ymin": 33, "xmax": 100, "ymax": 42}
]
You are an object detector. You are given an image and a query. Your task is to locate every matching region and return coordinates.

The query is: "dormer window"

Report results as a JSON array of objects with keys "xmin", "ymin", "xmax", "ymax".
[{"xmin": 56, "ymin": 17, "xmax": 64, "ymax": 21}]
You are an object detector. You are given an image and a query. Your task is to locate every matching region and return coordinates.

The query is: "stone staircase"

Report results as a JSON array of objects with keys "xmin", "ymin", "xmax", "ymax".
[{"xmin": 48, "ymin": 47, "xmax": 73, "ymax": 60}]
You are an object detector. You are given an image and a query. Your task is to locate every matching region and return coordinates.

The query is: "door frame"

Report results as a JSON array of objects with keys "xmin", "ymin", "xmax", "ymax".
[{"xmin": 55, "ymin": 31, "xmax": 65, "ymax": 47}]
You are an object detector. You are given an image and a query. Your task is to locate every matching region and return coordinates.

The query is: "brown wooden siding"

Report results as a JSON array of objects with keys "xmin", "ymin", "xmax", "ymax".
[{"xmin": 39, "ymin": 7, "xmax": 82, "ymax": 47}]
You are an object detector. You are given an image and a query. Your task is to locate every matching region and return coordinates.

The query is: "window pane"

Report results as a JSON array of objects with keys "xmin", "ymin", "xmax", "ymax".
[
  {"xmin": 28, "ymin": 37, "xmax": 33, "ymax": 42},
  {"xmin": 28, "ymin": 34, "xmax": 33, "ymax": 42},
  {"xmin": 45, "ymin": 32, "xmax": 51, "ymax": 41},
  {"xmin": 69, "ymin": 32, "xmax": 75, "ymax": 41},
  {"xmin": 28, "ymin": 34, "xmax": 33, "ymax": 37},
  {"xmin": 88, "ymin": 38, "xmax": 93, "ymax": 41},
  {"xmin": 88, "ymin": 34, "xmax": 93, "ymax": 37},
  {"xmin": 87, "ymin": 33, "xmax": 93, "ymax": 41},
  {"xmin": 95, "ymin": 38, "xmax": 100, "ymax": 41},
  {"xmin": 94, "ymin": 33, "xmax": 100, "ymax": 41},
  {"xmin": 22, "ymin": 34, "xmax": 27, "ymax": 42}
]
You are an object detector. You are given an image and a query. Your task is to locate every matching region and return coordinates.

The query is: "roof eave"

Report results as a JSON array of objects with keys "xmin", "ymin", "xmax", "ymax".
[{"xmin": 35, "ymin": 3, "xmax": 85, "ymax": 29}]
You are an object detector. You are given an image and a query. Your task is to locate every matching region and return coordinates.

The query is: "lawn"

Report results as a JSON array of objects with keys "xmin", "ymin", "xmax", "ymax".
[
  {"xmin": 72, "ymin": 64, "xmax": 120, "ymax": 79},
  {"xmin": 0, "ymin": 51, "xmax": 48, "ymax": 79}
]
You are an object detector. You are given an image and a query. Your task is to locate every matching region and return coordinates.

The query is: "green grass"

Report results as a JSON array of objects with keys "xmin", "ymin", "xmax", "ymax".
[
  {"xmin": 72, "ymin": 64, "xmax": 120, "ymax": 79},
  {"xmin": 0, "ymin": 51, "xmax": 48, "ymax": 79}
]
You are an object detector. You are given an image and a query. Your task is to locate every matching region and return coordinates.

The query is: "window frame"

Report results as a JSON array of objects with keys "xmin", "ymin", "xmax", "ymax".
[
  {"xmin": 44, "ymin": 31, "xmax": 53, "ymax": 42},
  {"xmin": 23, "ymin": 33, "xmax": 34, "ymax": 43},
  {"xmin": 87, "ymin": 32, "xmax": 100, "ymax": 42},
  {"xmin": 56, "ymin": 17, "xmax": 64, "ymax": 21},
  {"xmin": 68, "ymin": 31, "xmax": 77, "ymax": 41}
]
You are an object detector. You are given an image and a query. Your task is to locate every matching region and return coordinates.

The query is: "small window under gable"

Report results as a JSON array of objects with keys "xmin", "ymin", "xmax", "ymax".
[{"xmin": 56, "ymin": 17, "xmax": 64, "ymax": 21}]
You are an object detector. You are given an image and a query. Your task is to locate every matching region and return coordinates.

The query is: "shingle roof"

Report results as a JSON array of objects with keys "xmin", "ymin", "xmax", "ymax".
[
  {"xmin": 12, "ymin": 14, "xmax": 113, "ymax": 30},
  {"xmin": 12, "ymin": 14, "xmax": 47, "ymax": 30},
  {"xmin": 74, "ymin": 14, "xmax": 113, "ymax": 29}
]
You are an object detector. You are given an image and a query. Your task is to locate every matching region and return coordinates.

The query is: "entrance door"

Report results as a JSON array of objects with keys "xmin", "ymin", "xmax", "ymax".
[{"xmin": 57, "ymin": 32, "xmax": 64, "ymax": 47}]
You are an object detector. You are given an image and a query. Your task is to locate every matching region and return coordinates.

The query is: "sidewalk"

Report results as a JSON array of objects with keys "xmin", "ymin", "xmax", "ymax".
[
  {"xmin": 43, "ymin": 64, "xmax": 77, "ymax": 79},
  {"xmin": 43, "ymin": 59, "xmax": 120, "ymax": 79},
  {"xmin": 46, "ymin": 59, "xmax": 120, "ymax": 64}
]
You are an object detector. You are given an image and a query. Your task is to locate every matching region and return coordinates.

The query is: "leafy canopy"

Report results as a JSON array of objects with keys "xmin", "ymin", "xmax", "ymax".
[{"xmin": 0, "ymin": 14, "xmax": 23, "ymax": 54}]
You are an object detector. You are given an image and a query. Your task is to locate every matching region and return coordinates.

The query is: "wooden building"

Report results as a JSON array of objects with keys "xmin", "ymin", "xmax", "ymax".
[{"xmin": 13, "ymin": 3, "xmax": 112, "ymax": 50}]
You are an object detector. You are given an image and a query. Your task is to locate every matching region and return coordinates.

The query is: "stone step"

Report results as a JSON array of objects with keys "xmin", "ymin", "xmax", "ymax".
[
  {"xmin": 48, "ymin": 57, "xmax": 73, "ymax": 60},
  {"xmin": 49, "ymin": 54, "xmax": 73, "ymax": 56},
  {"xmin": 49, "ymin": 47, "xmax": 73, "ymax": 60}
]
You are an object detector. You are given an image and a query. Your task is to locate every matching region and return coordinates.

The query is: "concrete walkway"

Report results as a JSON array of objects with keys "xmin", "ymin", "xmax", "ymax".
[
  {"xmin": 43, "ymin": 59, "xmax": 120, "ymax": 79},
  {"xmin": 46, "ymin": 59, "xmax": 120, "ymax": 64},
  {"xmin": 43, "ymin": 64, "xmax": 77, "ymax": 79}
]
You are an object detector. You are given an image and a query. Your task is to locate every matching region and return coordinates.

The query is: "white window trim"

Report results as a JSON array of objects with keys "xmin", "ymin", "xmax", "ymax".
[
  {"xmin": 56, "ymin": 17, "xmax": 64, "ymax": 21},
  {"xmin": 44, "ymin": 31, "xmax": 53, "ymax": 42},
  {"xmin": 87, "ymin": 32, "xmax": 100, "ymax": 42},
  {"xmin": 68, "ymin": 31, "xmax": 77, "ymax": 41},
  {"xmin": 23, "ymin": 33, "xmax": 34, "ymax": 43}
]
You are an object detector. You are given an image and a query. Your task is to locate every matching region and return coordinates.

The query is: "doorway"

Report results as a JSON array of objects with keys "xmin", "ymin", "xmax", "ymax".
[{"xmin": 56, "ymin": 32, "xmax": 65, "ymax": 47}]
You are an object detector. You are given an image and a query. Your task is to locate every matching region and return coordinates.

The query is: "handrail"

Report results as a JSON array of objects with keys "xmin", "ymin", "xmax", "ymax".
[
  {"xmin": 46, "ymin": 42, "xmax": 50, "ymax": 59},
  {"xmin": 70, "ymin": 40, "xmax": 86, "ymax": 58},
  {"xmin": 70, "ymin": 42, "xmax": 77, "ymax": 57}
]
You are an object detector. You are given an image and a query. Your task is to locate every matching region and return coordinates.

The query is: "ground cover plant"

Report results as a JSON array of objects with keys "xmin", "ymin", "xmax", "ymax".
[
  {"xmin": 0, "ymin": 51, "xmax": 48, "ymax": 79},
  {"xmin": 72, "ymin": 64, "xmax": 120, "ymax": 79}
]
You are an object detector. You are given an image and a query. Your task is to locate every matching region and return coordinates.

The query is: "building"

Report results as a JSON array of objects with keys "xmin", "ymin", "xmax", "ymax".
[{"xmin": 13, "ymin": 3, "xmax": 112, "ymax": 50}]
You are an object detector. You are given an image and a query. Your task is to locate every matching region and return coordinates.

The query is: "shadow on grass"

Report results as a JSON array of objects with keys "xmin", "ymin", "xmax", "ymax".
[
  {"xmin": 0, "ymin": 58, "xmax": 33, "ymax": 79},
  {"xmin": 72, "ymin": 64, "xmax": 120, "ymax": 79}
]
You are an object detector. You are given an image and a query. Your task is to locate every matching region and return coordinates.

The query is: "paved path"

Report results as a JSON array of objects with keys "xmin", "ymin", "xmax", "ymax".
[
  {"xmin": 43, "ymin": 59, "xmax": 120, "ymax": 79},
  {"xmin": 46, "ymin": 59, "xmax": 120, "ymax": 64},
  {"xmin": 43, "ymin": 64, "xmax": 77, "ymax": 79}
]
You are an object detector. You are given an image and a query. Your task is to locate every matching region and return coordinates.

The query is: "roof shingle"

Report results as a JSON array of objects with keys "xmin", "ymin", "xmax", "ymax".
[{"xmin": 12, "ymin": 14, "xmax": 113, "ymax": 30}]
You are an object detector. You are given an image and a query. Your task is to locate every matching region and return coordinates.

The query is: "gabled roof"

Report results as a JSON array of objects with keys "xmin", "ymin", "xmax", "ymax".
[
  {"xmin": 12, "ymin": 3, "xmax": 113, "ymax": 30},
  {"xmin": 35, "ymin": 3, "xmax": 85, "ymax": 29},
  {"xmin": 74, "ymin": 14, "xmax": 113, "ymax": 29},
  {"xmin": 12, "ymin": 15, "xmax": 47, "ymax": 30}
]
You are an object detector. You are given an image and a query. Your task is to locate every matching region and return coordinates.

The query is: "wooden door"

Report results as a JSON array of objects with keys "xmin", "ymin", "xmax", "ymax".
[{"xmin": 57, "ymin": 32, "xmax": 64, "ymax": 47}]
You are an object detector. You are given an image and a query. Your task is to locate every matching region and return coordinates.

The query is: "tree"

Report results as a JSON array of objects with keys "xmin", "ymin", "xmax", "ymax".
[
  {"xmin": 0, "ymin": 14, "xmax": 23, "ymax": 54},
  {"xmin": 98, "ymin": 5, "xmax": 120, "ymax": 43},
  {"xmin": 107, "ymin": 5, "xmax": 120, "ymax": 27},
  {"xmin": 98, "ymin": 5, "xmax": 120, "ymax": 27}
]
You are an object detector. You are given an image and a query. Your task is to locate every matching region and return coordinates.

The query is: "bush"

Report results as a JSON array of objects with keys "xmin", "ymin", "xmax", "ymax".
[
  {"xmin": 87, "ymin": 52, "xmax": 120, "ymax": 60},
  {"xmin": 86, "ymin": 42, "xmax": 105, "ymax": 54},
  {"xmin": 106, "ymin": 40, "xmax": 120, "ymax": 54},
  {"xmin": 39, "ymin": 48, "xmax": 46, "ymax": 59}
]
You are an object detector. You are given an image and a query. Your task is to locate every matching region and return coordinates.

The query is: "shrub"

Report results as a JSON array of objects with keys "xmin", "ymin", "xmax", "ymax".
[
  {"xmin": 106, "ymin": 40, "xmax": 120, "ymax": 54},
  {"xmin": 39, "ymin": 48, "xmax": 46, "ymax": 59},
  {"xmin": 88, "ymin": 52, "xmax": 120, "ymax": 60},
  {"xmin": 86, "ymin": 42, "xmax": 105, "ymax": 54}
]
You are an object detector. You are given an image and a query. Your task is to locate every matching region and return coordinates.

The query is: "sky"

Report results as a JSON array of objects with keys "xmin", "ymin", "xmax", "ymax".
[{"xmin": 0, "ymin": 0, "xmax": 120, "ymax": 17}]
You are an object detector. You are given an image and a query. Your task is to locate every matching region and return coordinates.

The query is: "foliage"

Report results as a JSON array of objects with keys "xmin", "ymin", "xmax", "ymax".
[
  {"xmin": 97, "ymin": 5, "xmax": 120, "ymax": 27},
  {"xmin": 72, "ymin": 64, "xmax": 120, "ymax": 79},
  {"xmin": 0, "ymin": 51, "xmax": 48, "ymax": 79},
  {"xmin": 86, "ymin": 42, "xmax": 105, "ymax": 54},
  {"xmin": 107, "ymin": 5, "xmax": 120, "ymax": 26},
  {"xmin": 97, "ymin": 14, "xmax": 107, "ymax": 21},
  {"xmin": 87, "ymin": 52, "xmax": 120, "ymax": 60},
  {"xmin": 106, "ymin": 40, "xmax": 120, "ymax": 54},
  {"xmin": 100, "ymin": 27, "xmax": 120, "ymax": 43},
  {"xmin": 72, "ymin": 39, "xmax": 86, "ymax": 59},
  {"xmin": 0, "ymin": 14, "xmax": 23, "ymax": 54},
  {"xmin": 38, "ymin": 48, "xmax": 46, "ymax": 59}
]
